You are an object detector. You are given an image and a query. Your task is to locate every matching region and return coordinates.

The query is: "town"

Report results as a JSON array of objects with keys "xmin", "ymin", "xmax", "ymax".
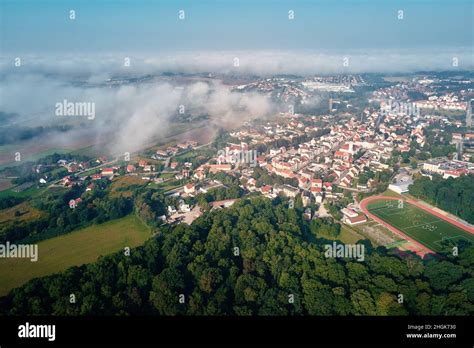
[{"xmin": 2, "ymin": 73, "xmax": 473, "ymax": 261}]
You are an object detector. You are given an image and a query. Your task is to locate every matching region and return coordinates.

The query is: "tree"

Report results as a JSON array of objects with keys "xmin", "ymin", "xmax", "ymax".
[
  {"xmin": 424, "ymin": 261, "xmax": 464, "ymax": 291},
  {"xmin": 351, "ymin": 289, "xmax": 376, "ymax": 315},
  {"xmin": 149, "ymin": 268, "xmax": 186, "ymax": 315},
  {"xmin": 1, "ymin": 196, "xmax": 473, "ymax": 316}
]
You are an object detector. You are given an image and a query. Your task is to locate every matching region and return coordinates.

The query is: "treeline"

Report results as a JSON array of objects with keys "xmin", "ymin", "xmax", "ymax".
[
  {"xmin": 134, "ymin": 189, "xmax": 166, "ymax": 228},
  {"xmin": 0, "ymin": 125, "xmax": 73, "ymax": 146},
  {"xmin": 0, "ymin": 180, "xmax": 133, "ymax": 244},
  {"xmin": 251, "ymin": 166, "xmax": 298, "ymax": 188},
  {"xmin": 409, "ymin": 174, "xmax": 474, "ymax": 224},
  {"xmin": 0, "ymin": 196, "xmax": 25, "ymax": 210},
  {"xmin": 1, "ymin": 197, "xmax": 472, "ymax": 315}
]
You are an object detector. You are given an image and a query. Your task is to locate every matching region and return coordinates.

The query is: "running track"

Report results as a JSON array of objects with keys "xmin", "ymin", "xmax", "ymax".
[{"xmin": 360, "ymin": 196, "xmax": 474, "ymax": 256}]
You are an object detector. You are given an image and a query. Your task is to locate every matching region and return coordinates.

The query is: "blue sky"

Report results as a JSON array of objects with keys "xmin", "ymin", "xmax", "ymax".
[{"xmin": 1, "ymin": 0, "xmax": 472, "ymax": 54}]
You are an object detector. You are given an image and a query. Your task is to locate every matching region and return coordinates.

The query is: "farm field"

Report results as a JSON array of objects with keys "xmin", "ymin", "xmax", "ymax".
[
  {"xmin": 366, "ymin": 199, "xmax": 474, "ymax": 253},
  {"xmin": 0, "ymin": 214, "xmax": 151, "ymax": 296},
  {"xmin": 108, "ymin": 176, "xmax": 148, "ymax": 198},
  {"xmin": 0, "ymin": 185, "xmax": 47, "ymax": 199},
  {"xmin": 0, "ymin": 201, "xmax": 44, "ymax": 226}
]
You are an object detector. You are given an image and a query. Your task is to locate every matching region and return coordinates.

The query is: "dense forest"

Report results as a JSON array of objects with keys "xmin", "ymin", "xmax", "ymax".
[
  {"xmin": 409, "ymin": 174, "xmax": 474, "ymax": 224},
  {"xmin": 1, "ymin": 197, "xmax": 472, "ymax": 315}
]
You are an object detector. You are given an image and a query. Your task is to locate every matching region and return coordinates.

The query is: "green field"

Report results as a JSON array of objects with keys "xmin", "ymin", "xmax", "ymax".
[
  {"xmin": 336, "ymin": 226, "xmax": 365, "ymax": 244},
  {"xmin": 0, "ymin": 214, "xmax": 151, "ymax": 296},
  {"xmin": 367, "ymin": 199, "xmax": 474, "ymax": 253},
  {"xmin": 0, "ymin": 185, "xmax": 47, "ymax": 199}
]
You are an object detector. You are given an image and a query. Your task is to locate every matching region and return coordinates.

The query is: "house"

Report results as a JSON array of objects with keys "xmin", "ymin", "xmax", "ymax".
[
  {"xmin": 311, "ymin": 178, "xmax": 323, "ymax": 188},
  {"xmin": 315, "ymin": 194, "xmax": 323, "ymax": 204},
  {"xmin": 388, "ymin": 179, "xmax": 413, "ymax": 194},
  {"xmin": 323, "ymin": 182, "xmax": 333, "ymax": 191},
  {"xmin": 272, "ymin": 167, "xmax": 295, "ymax": 179},
  {"xmin": 101, "ymin": 168, "xmax": 114, "ymax": 176},
  {"xmin": 298, "ymin": 177, "xmax": 310, "ymax": 190},
  {"xmin": 206, "ymin": 164, "xmax": 232, "ymax": 173},
  {"xmin": 138, "ymin": 160, "xmax": 148, "ymax": 168},
  {"xmin": 260, "ymin": 185, "xmax": 273, "ymax": 194},
  {"xmin": 345, "ymin": 214, "xmax": 367, "ymax": 225},
  {"xmin": 339, "ymin": 142, "xmax": 358, "ymax": 155},
  {"xmin": 282, "ymin": 185, "xmax": 299, "ymax": 198},
  {"xmin": 184, "ymin": 183, "xmax": 196, "ymax": 194},
  {"xmin": 69, "ymin": 198, "xmax": 82, "ymax": 209},
  {"xmin": 245, "ymin": 178, "xmax": 257, "ymax": 191},
  {"xmin": 194, "ymin": 169, "xmax": 206, "ymax": 180},
  {"xmin": 156, "ymin": 149, "xmax": 168, "ymax": 156},
  {"xmin": 272, "ymin": 160, "xmax": 296, "ymax": 172},
  {"xmin": 62, "ymin": 176, "xmax": 73, "ymax": 186},
  {"xmin": 443, "ymin": 169, "xmax": 467, "ymax": 179},
  {"xmin": 310, "ymin": 186, "xmax": 323, "ymax": 202},
  {"xmin": 341, "ymin": 208, "xmax": 358, "ymax": 218},
  {"xmin": 334, "ymin": 151, "xmax": 352, "ymax": 163},
  {"xmin": 143, "ymin": 164, "xmax": 153, "ymax": 172},
  {"xmin": 179, "ymin": 203, "xmax": 191, "ymax": 213},
  {"xmin": 339, "ymin": 174, "xmax": 352, "ymax": 188},
  {"xmin": 68, "ymin": 164, "xmax": 79, "ymax": 173},
  {"xmin": 167, "ymin": 147, "xmax": 179, "ymax": 155},
  {"xmin": 126, "ymin": 164, "xmax": 136, "ymax": 173},
  {"xmin": 177, "ymin": 143, "xmax": 189, "ymax": 150}
]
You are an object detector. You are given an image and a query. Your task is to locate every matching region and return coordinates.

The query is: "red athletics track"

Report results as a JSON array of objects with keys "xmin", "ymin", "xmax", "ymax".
[
  {"xmin": 360, "ymin": 196, "xmax": 474, "ymax": 256},
  {"xmin": 360, "ymin": 196, "xmax": 434, "ymax": 256},
  {"xmin": 404, "ymin": 198, "xmax": 474, "ymax": 235}
]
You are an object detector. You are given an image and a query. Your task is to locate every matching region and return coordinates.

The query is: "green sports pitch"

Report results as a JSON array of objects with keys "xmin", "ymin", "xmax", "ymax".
[{"xmin": 366, "ymin": 199, "xmax": 474, "ymax": 253}]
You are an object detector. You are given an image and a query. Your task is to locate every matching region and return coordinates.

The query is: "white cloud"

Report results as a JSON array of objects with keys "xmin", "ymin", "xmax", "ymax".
[
  {"xmin": 0, "ymin": 49, "xmax": 471, "ymax": 154},
  {"xmin": 1, "ymin": 49, "xmax": 472, "ymax": 77}
]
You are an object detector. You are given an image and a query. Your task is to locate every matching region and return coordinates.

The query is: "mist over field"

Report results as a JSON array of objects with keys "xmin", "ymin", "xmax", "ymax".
[{"xmin": 0, "ymin": 48, "xmax": 472, "ymax": 154}]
